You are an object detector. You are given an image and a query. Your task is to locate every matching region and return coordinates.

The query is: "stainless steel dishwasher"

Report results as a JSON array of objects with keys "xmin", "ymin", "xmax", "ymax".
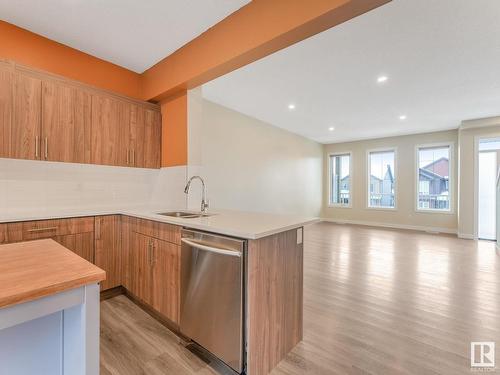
[{"xmin": 180, "ymin": 229, "xmax": 245, "ymax": 373}]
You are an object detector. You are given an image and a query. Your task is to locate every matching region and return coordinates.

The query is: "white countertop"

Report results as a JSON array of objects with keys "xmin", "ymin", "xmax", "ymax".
[{"xmin": 0, "ymin": 207, "xmax": 319, "ymax": 239}]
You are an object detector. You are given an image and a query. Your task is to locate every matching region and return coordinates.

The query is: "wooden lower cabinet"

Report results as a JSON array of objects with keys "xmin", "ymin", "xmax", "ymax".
[
  {"xmin": 151, "ymin": 238, "xmax": 180, "ymax": 324},
  {"xmin": 0, "ymin": 215, "xmax": 181, "ymax": 322},
  {"xmin": 0, "ymin": 222, "xmax": 23, "ymax": 244},
  {"xmin": 128, "ymin": 222, "xmax": 180, "ymax": 324},
  {"xmin": 129, "ymin": 232, "xmax": 153, "ymax": 304},
  {"xmin": 54, "ymin": 232, "xmax": 94, "ymax": 263},
  {"xmin": 95, "ymin": 215, "xmax": 121, "ymax": 291}
]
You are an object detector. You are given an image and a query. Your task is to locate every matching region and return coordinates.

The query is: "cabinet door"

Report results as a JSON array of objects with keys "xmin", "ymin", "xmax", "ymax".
[
  {"xmin": 54, "ymin": 232, "xmax": 95, "ymax": 263},
  {"xmin": 129, "ymin": 232, "xmax": 152, "ymax": 304},
  {"xmin": 91, "ymin": 95, "xmax": 128, "ymax": 166},
  {"xmin": 143, "ymin": 109, "xmax": 161, "ymax": 169},
  {"xmin": 129, "ymin": 104, "xmax": 145, "ymax": 168},
  {"xmin": 121, "ymin": 216, "xmax": 132, "ymax": 289},
  {"xmin": 151, "ymin": 239, "xmax": 180, "ymax": 323},
  {"xmin": 0, "ymin": 62, "xmax": 13, "ymax": 158},
  {"xmin": 12, "ymin": 72, "xmax": 41, "ymax": 160},
  {"xmin": 42, "ymin": 80, "xmax": 91, "ymax": 163},
  {"xmin": 95, "ymin": 215, "xmax": 121, "ymax": 290},
  {"xmin": 0, "ymin": 222, "xmax": 23, "ymax": 244}
]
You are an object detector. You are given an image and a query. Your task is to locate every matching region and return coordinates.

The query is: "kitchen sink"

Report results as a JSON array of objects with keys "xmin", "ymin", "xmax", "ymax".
[{"xmin": 157, "ymin": 211, "xmax": 212, "ymax": 219}]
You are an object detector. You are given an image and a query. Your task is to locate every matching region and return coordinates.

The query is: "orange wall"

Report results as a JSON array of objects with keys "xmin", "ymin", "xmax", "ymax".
[
  {"xmin": 160, "ymin": 92, "xmax": 188, "ymax": 167},
  {"xmin": 0, "ymin": 21, "xmax": 142, "ymax": 99}
]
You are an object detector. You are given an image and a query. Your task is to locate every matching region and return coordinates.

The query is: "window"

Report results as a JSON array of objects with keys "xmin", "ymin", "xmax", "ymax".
[
  {"xmin": 368, "ymin": 150, "xmax": 396, "ymax": 209},
  {"xmin": 329, "ymin": 153, "xmax": 351, "ymax": 206},
  {"xmin": 417, "ymin": 145, "xmax": 451, "ymax": 211}
]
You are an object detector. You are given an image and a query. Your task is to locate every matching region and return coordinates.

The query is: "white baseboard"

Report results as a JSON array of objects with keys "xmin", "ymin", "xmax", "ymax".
[
  {"xmin": 321, "ymin": 217, "xmax": 458, "ymax": 235},
  {"xmin": 457, "ymin": 232, "xmax": 476, "ymax": 240}
]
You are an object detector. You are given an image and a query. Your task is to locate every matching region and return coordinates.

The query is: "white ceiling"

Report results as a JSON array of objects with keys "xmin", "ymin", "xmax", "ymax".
[
  {"xmin": 202, "ymin": 0, "xmax": 500, "ymax": 144},
  {"xmin": 0, "ymin": 0, "xmax": 249, "ymax": 73}
]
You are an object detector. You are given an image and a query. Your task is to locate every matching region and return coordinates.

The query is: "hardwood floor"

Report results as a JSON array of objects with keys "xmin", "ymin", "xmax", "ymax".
[
  {"xmin": 273, "ymin": 222, "xmax": 500, "ymax": 375},
  {"xmin": 100, "ymin": 294, "xmax": 219, "ymax": 375},
  {"xmin": 101, "ymin": 222, "xmax": 500, "ymax": 375}
]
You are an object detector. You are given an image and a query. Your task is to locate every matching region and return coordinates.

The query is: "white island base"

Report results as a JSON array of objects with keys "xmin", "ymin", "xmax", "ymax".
[{"xmin": 0, "ymin": 283, "xmax": 100, "ymax": 375}]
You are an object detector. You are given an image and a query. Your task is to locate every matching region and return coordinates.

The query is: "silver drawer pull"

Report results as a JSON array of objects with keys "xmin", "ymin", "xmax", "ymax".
[
  {"xmin": 27, "ymin": 227, "xmax": 58, "ymax": 233},
  {"xmin": 181, "ymin": 238, "xmax": 241, "ymax": 257}
]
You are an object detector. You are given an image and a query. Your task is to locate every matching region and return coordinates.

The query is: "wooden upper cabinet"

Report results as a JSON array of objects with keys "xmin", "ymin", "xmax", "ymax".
[
  {"xmin": 0, "ymin": 61, "xmax": 160, "ymax": 168},
  {"xmin": 12, "ymin": 72, "xmax": 41, "ymax": 160},
  {"xmin": 42, "ymin": 80, "xmax": 91, "ymax": 163},
  {"xmin": 129, "ymin": 104, "xmax": 145, "ymax": 168},
  {"xmin": 143, "ymin": 109, "xmax": 161, "ymax": 169},
  {"xmin": 91, "ymin": 94, "xmax": 128, "ymax": 167},
  {"xmin": 95, "ymin": 215, "xmax": 122, "ymax": 291},
  {"xmin": 0, "ymin": 62, "xmax": 13, "ymax": 158},
  {"xmin": 128, "ymin": 105, "xmax": 161, "ymax": 169}
]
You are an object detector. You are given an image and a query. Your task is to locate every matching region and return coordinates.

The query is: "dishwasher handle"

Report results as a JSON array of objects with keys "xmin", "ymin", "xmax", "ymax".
[{"xmin": 181, "ymin": 238, "xmax": 242, "ymax": 257}]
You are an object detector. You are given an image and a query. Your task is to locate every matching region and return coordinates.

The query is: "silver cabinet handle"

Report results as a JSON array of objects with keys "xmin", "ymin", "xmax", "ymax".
[
  {"xmin": 35, "ymin": 136, "xmax": 40, "ymax": 158},
  {"xmin": 181, "ymin": 238, "xmax": 242, "ymax": 257},
  {"xmin": 27, "ymin": 226, "xmax": 57, "ymax": 233},
  {"xmin": 44, "ymin": 137, "xmax": 48, "ymax": 159}
]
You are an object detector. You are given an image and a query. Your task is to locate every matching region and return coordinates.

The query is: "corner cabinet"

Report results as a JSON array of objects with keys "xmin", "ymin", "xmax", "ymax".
[{"xmin": 0, "ymin": 60, "xmax": 161, "ymax": 169}]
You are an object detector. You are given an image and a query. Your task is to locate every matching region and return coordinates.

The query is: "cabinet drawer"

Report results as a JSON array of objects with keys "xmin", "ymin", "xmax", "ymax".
[
  {"xmin": 22, "ymin": 217, "xmax": 95, "ymax": 240},
  {"xmin": 0, "ymin": 222, "xmax": 23, "ymax": 244},
  {"xmin": 132, "ymin": 217, "xmax": 181, "ymax": 245}
]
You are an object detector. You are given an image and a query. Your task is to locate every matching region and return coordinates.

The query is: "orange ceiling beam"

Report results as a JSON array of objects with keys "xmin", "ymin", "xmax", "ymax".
[
  {"xmin": 0, "ymin": 20, "xmax": 142, "ymax": 99},
  {"xmin": 141, "ymin": 0, "xmax": 390, "ymax": 102}
]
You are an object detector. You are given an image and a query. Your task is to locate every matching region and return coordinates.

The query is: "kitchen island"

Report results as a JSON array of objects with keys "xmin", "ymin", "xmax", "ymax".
[{"xmin": 0, "ymin": 239, "xmax": 105, "ymax": 375}]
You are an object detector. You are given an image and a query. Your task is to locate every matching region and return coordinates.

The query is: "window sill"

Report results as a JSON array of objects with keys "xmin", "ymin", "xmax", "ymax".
[
  {"xmin": 328, "ymin": 204, "xmax": 352, "ymax": 209},
  {"xmin": 415, "ymin": 208, "xmax": 455, "ymax": 215},
  {"xmin": 366, "ymin": 206, "xmax": 397, "ymax": 211}
]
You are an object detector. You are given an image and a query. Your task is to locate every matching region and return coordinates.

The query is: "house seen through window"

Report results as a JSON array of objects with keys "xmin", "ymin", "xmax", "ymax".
[
  {"xmin": 368, "ymin": 150, "xmax": 395, "ymax": 208},
  {"xmin": 417, "ymin": 145, "xmax": 451, "ymax": 211},
  {"xmin": 329, "ymin": 154, "xmax": 350, "ymax": 206}
]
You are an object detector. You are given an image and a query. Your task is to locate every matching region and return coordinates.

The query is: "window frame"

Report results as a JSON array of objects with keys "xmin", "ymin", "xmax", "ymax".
[
  {"xmin": 328, "ymin": 151, "xmax": 353, "ymax": 208},
  {"xmin": 366, "ymin": 147, "xmax": 398, "ymax": 211},
  {"xmin": 415, "ymin": 142, "xmax": 454, "ymax": 214}
]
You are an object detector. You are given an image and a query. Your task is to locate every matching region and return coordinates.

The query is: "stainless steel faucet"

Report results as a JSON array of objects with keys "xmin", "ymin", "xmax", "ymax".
[{"xmin": 184, "ymin": 176, "xmax": 209, "ymax": 213}]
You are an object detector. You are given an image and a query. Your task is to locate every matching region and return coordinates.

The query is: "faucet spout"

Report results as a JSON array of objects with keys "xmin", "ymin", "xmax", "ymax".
[{"xmin": 184, "ymin": 176, "xmax": 209, "ymax": 213}]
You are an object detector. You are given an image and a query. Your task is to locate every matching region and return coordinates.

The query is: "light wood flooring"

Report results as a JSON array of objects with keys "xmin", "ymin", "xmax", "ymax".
[{"xmin": 101, "ymin": 222, "xmax": 500, "ymax": 375}]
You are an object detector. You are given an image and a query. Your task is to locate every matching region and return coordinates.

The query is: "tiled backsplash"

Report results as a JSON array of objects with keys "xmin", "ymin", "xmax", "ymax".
[{"xmin": 0, "ymin": 159, "xmax": 188, "ymax": 217}]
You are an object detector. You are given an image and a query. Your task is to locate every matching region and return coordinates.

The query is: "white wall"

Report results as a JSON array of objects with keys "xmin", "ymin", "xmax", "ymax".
[
  {"xmin": 188, "ymin": 89, "xmax": 323, "ymax": 217},
  {"xmin": 322, "ymin": 130, "xmax": 458, "ymax": 233}
]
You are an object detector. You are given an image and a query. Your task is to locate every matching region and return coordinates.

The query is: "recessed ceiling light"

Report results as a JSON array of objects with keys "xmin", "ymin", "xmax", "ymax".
[
  {"xmin": 329, "ymin": 127, "xmax": 335, "ymax": 131},
  {"xmin": 399, "ymin": 115, "xmax": 407, "ymax": 120},
  {"xmin": 288, "ymin": 103, "xmax": 296, "ymax": 110},
  {"xmin": 377, "ymin": 75, "xmax": 388, "ymax": 83}
]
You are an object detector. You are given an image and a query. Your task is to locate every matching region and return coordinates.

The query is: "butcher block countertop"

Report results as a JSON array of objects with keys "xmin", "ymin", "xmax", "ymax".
[{"xmin": 0, "ymin": 239, "xmax": 105, "ymax": 309}]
